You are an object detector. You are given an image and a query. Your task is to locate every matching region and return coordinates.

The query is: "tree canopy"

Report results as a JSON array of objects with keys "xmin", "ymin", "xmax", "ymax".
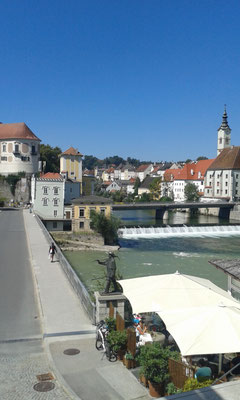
[
  {"xmin": 90, "ymin": 210, "xmax": 121, "ymax": 245},
  {"xmin": 40, "ymin": 144, "xmax": 62, "ymax": 173},
  {"xmin": 184, "ymin": 183, "xmax": 199, "ymax": 201}
]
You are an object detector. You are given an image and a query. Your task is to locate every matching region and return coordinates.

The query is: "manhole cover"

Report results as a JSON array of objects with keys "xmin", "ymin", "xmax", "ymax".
[
  {"xmin": 33, "ymin": 382, "xmax": 55, "ymax": 392},
  {"xmin": 37, "ymin": 372, "xmax": 54, "ymax": 381},
  {"xmin": 63, "ymin": 348, "xmax": 80, "ymax": 356}
]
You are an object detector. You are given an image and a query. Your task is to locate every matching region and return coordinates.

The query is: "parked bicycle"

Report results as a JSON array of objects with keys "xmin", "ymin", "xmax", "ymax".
[{"xmin": 95, "ymin": 320, "xmax": 117, "ymax": 362}]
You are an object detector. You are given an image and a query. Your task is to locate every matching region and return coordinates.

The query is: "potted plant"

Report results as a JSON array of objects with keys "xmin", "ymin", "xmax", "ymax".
[
  {"xmin": 123, "ymin": 351, "xmax": 136, "ymax": 369},
  {"xmin": 107, "ymin": 330, "xmax": 127, "ymax": 360},
  {"xmin": 144, "ymin": 358, "xmax": 169, "ymax": 397},
  {"xmin": 105, "ymin": 317, "xmax": 116, "ymax": 332}
]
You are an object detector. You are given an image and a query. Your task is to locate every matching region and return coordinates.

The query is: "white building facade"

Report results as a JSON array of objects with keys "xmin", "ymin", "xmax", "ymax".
[{"xmin": 0, "ymin": 123, "xmax": 40, "ymax": 176}]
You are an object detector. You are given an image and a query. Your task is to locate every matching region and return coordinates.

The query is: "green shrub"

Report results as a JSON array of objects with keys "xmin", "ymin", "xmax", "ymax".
[
  {"xmin": 107, "ymin": 330, "xmax": 127, "ymax": 352},
  {"xmin": 183, "ymin": 378, "xmax": 213, "ymax": 392},
  {"xmin": 105, "ymin": 317, "xmax": 116, "ymax": 332}
]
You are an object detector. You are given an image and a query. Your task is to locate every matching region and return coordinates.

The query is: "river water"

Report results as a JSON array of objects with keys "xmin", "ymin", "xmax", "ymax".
[{"xmin": 64, "ymin": 210, "xmax": 240, "ymax": 296}]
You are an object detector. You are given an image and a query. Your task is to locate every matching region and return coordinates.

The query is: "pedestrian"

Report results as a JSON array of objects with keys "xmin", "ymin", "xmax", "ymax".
[{"xmin": 49, "ymin": 242, "xmax": 57, "ymax": 262}]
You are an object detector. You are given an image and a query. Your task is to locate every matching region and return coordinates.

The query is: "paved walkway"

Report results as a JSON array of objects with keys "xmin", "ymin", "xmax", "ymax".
[
  {"xmin": 23, "ymin": 209, "xmax": 150, "ymax": 400},
  {"xmin": 23, "ymin": 209, "xmax": 240, "ymax": 400}
]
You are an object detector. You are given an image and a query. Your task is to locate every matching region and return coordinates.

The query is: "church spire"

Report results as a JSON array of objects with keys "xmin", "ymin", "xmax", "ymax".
[{"xmin": 218, "ymin": 104, "xmax": 230, "ymax": 130}]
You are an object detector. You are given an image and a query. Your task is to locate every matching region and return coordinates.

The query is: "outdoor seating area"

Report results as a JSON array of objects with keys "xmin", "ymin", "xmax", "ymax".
[{"xmin": 115, "ymin": 271, "xmax": 240, "ymax": 395}]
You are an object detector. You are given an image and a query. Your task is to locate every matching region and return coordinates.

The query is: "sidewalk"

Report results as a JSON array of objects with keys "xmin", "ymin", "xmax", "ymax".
[{"xmin": 23, "ymin": 209, "xmax": 150, "ymax": 400}]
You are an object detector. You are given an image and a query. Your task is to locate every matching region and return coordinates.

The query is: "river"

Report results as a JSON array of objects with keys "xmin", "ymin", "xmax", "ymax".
[{"xmin": 64, "ymin": 210, "xmax": 240, "ymax": 296}]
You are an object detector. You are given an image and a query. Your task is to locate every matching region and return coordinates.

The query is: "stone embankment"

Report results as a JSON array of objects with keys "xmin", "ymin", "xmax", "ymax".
[{"xmin": 51, "ymin": 231, "xmax": 120, "ymax": 252}]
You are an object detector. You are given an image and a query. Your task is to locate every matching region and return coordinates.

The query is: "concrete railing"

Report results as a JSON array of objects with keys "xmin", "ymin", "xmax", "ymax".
[{"xmin": 34, "ymin": 214, "xmax": 96, "ymax": 324}]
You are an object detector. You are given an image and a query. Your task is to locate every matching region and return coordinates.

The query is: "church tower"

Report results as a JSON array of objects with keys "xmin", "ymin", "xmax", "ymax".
[{"xmin": 217, "ymin": 106, "xmax": 231, "ymax": 155}]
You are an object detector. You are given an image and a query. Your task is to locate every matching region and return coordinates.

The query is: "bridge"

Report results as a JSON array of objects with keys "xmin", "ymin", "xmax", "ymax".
[{"xmin": 112, "ymin": 201, "xmax": 236, "ymax": 220}]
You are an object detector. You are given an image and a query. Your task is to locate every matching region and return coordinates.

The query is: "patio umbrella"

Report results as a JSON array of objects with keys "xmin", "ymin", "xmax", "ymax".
[
  {"xmin": 157, "ymin": 302, "xmax": 240, "ymax": 356},
  {"xmin": 118, "ymin": 271, "xmax": 240, "ymax": 315}
]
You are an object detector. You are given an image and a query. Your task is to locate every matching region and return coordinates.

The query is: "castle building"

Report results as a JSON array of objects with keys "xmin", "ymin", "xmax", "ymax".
[{"xmin": 0, "ymin": 122, "xmax": 41, "ymax": 176}]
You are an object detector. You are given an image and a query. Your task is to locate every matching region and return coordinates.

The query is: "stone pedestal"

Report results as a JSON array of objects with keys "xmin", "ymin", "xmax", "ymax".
[{"xmin": 94, "ymin": 291, "xmax": 127, "ymax": 323}]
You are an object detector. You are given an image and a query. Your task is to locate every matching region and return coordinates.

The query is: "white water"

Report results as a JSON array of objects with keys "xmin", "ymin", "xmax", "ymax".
[{"xmin": 118, "ymin": 225, "xmax": 240, "ymax": 239}]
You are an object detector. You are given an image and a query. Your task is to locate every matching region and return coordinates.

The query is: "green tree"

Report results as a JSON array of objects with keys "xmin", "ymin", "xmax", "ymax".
[
  {"xmin": 83, "ymin": 155, "xmax": 99, "ymax": 170},
  {"xmin": 185, "ymin": 159, "xmax": 192, "ymax": 164},
  {"xmin": 196, "ymin": 156, "xmax": 208, "ymax": 161},
  {"xmin": 40, "ymin": 144, "xmax": 62, "ymax": 173},
  {"xmin": 137, "ymin": 192, "xmax": 152, "ymax": 202},
  {"xmin": 134, "ymin": 177, "xmax": 141, "ymax": 196},
  {"xmin": 184, "ymin": 183, "xmax": 199, "ymax": 201},
  {"xmin": 149, "ymin": 177, "xmax": 162, "ymax": 200},
  {"xmin": 104, "ymin": 155, "xmax": 125, "ymax": 167},
  {"xmin": 126, "ymin": 157, "xmax": 141, "ymax": 168},
  {"xmin": 90, "ymin": 210, "xmax": 121, "ymax": 245}
]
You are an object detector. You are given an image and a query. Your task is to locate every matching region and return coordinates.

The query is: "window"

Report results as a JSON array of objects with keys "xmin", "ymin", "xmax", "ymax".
[
  {"xmin": 217, "ymin": 174, "xmax": 220, "ymax": 179},
  {"xmin": 53, "ymin": 198, "xmax": 58, "ymax": 206},
  {"xmin": 236, "ymin": 174, "xmax": 239, "ymax": 179},
  {"xmin": 100, "ymin": 208, "xmax": 106, "ymax": 214},
  {"xmin": 53, "ymin": 187, "xmax": 59, "ymax": 195},
  {"xmin": 2, "ymin": 144, "xmax": 6, "ymax": 152},
  {"xmin": 79, "ymin": 221, "xmax": 84, "ymax": 229},
  {"xmin": 207, "ymin": 189, "xmax": 209, "ymax": 194},
  {"xmin": 1, "ymin": 156, "xmax": 7, "ymax": 161},
  {"xmin": 209, "ymin": 182, "xmax": 212, "ymax": 186},
  {"xmin": 225, "ymin": 182, "xmax": 228, "ymax": 186},
  {"xmin": 79, "ymin": 208, "xmax": 85, "ymax": 217},
  {"xmin": 31, "ymin": 145, "xmax": 36, "ymax": 154},
  {"xmin": 219, "ymin": 138, "xmax": 222, "ymax": 144},
  {"xmin": 54, "ymin": 210, "xmax": 57, "ymax": 217},
  {"xmin": 14, "ymin": 144, "xmax": 19, "ymax": 153},
  {"xmin": 43, "ymin": 187, "xmax": 48, "ymax": 195},
  {"xmin": 236, "ymin": 182, "xmax": 238, "ymax": 187},
  {"xmin": 21, "ymin": 156, "xmax": 30, "ymax": 161},
  {"xmin": 225, "ymin": 190, "xmax": 228, "ymax": 194},
  {"xmin": 43, "ymin": 198, "xmax": 48, "ymax": 206},
  {"xmin": 217, "ymin": 182, "xmax": 219, "ymax": 186},
  {"xmin": 217, "ymin": 189, "xmax": 219, "ymax": 194},
  {"xmin": 226, "ymin": 174, "xmax": 228, "ymax": 178},
  {"xmin": 236, "ymin": 190, "xmax": 238, "ymax": 195}
]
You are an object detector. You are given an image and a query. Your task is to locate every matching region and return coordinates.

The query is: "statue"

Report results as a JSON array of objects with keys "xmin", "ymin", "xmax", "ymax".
[{"xmin": 96, "ymin": 252, "xmax": 120, "ymax": 294}]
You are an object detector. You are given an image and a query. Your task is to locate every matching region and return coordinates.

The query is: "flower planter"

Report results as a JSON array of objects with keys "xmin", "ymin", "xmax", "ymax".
[
  {"xmin": 117, "ymin": 350, "xmax": 125, "ymax": 361},
  {"xmin": 123, "ymin": 357, "xmax": 136, "ymax": 369},
  {"xmin": 148, "ymin": 381, "xmax": 164, "ymax": 398},
  {"xmin": 139, "ymin": 374, "xmax": 148, "ymax": 387}
]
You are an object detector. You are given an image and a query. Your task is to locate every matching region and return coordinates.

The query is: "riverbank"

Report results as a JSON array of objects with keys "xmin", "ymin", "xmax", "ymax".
[{"xmin": 51, "ymin": 231, "xmax": 120, "ymax": 252}]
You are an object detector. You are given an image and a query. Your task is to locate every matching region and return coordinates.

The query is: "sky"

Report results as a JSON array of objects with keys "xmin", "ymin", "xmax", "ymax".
[{"xmin": 1, "ymin": 0, "xmax": 240, "ymax": 162}]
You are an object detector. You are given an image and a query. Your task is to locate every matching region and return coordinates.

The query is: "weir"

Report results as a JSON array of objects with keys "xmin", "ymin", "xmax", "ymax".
[{"xmin": 118, "ymin": 225, "xmax": 240, "ymax": 239}]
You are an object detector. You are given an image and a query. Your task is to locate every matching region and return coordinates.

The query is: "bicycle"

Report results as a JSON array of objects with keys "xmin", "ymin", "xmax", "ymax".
[{"xmin": 95, "ymin": 320, "xmax": 117, "ymax": 362}]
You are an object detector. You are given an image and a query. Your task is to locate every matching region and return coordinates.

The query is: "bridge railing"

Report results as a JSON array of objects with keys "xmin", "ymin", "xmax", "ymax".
[{"xmin": 34, "ymin": 214, "xmax": 96, "ymax": 324}]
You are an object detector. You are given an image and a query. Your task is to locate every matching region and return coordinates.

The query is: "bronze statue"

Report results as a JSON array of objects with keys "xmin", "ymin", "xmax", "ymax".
[{"xmin": 96, "ymin": 252, "xmax": 119, "ymax": 294}]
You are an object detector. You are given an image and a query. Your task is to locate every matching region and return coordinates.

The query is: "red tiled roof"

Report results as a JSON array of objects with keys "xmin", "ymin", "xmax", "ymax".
[
  {"xmin": 136, "ymin": 164, "xmax": 151, "ymax": 172},
  {"xmin": 41, "ymin": 172, "xmax": 63, "ymax": 180},
  {"xmin": 0, "ymin": 122, "xmax": 40, "ymax": 141},
  {"xmin": 175, "ymin": 160, "xmax": 215, "ymax": 180},
  {"xmin": 61, "ymin": 147, "xmax": 83, "ymax": 156},
  {"xmin": 164, "ymin": 168, "xmax": 181, "ymax": 181}
]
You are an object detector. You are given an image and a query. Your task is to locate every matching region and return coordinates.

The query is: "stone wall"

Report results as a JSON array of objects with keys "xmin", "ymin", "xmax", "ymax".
[{"xmin": 0, "ymin": 177, "xmax": 30, "ymax": 204}]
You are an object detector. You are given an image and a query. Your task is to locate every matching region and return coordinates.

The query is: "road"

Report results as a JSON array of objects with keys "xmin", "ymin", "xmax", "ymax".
[{"xmin": 0, "ymin": 209, "xmax": 70, "ymax": 399}]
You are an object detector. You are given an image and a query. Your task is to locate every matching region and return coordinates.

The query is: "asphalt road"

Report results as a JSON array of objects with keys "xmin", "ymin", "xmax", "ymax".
[{"xmin": 0, "ymin": 209, "xmax": 41, "ymax": 341}]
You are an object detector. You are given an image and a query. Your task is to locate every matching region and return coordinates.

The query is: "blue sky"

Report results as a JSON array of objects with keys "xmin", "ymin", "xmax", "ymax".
[{"xmin": 1, "ymin": 0, "xmax": 240, "ymax": 162}]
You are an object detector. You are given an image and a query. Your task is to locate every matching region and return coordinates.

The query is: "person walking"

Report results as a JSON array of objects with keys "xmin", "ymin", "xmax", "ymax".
[{"xmin": 49, "ymin": 242, "xmax": 57, "ymax": 262}]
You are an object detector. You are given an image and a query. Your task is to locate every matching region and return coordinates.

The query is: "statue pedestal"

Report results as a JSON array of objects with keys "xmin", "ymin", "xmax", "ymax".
[{"xmin": 94, "ymin": 291, "xmax": 126, "ymax": 324}]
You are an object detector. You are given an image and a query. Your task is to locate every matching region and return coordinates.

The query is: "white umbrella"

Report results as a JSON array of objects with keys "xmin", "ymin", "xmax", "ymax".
[
  {"xmin": 118, "ymin": 271, "xmax": 240, "ymax": 314},
  {"xmin": 157, "ymin": 302, "xmax": 240, "ymax": 356}
]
